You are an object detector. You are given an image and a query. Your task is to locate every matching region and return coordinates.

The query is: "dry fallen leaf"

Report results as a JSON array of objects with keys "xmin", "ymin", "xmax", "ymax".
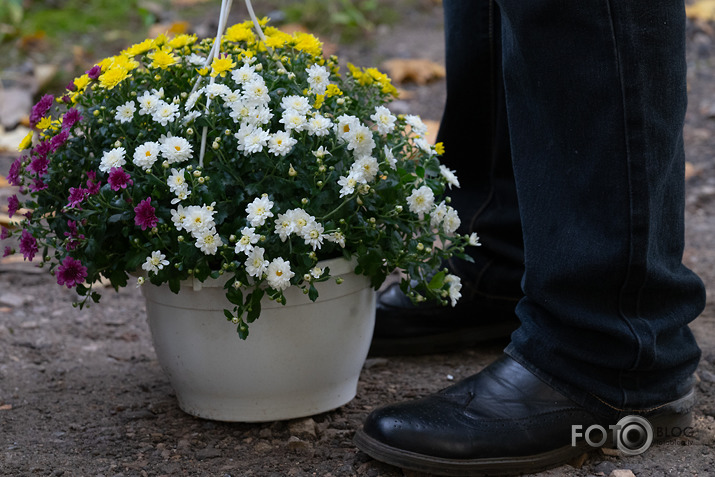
[
  {"xmin": 686, "ymin": 0, "xmax": 715, "ymax": 21},
  {"xmin": 685, "ymin": 162, "xmax": 700, "ymax": 180},
  {"xmin": 0, "ymin": 404, "xmax": 13, "ymax": 411},
  {"xmin": 171, "ymin": 0, "xmax": 212, "ymax": 6},
  {"xmin": 382, "ymin": 58, "xmax": 446, "ymax": 86},
  {"xmin": 149, "ymin": 21, "xmax": 190, "ymax": 39}
]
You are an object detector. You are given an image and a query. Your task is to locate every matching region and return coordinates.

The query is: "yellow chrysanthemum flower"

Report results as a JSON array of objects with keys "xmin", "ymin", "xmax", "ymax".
[
  {"xmin": 123, "ymin": 38, "xmax": 154, "ymax": 57},
  {"xmin": 196, "ymin": 66, "xmax": 210, "ymax": 76},
  {"xmin": 99, "ymin": 65, "xmax": 131, "ymax": 90},
  {"xmin": 313, "ymin": 94, "xmax": 325, "ymax": 109},
  {"xmin": 152, "ymin": 33, "xmax": 168, "ymax": 49},
  {"xmin": 168, "ymin": 33, "xmax": 197, "ymax": 49},
  {"xmin": 73, "ymin": 74, "xmax": 91, "ymax": 92},
  {"xmin": 149, "ymin": 49, "xmax": 178, "ymax": 69},
  {"xmin": 292, "ymin": 32, "xmax": 322, "ymax": 57},
  {"xmin": 264, "ymin": 27, "xmax": 291, "ymax": 49},
  {"xmin": 435, "ymin": 142, "xmax": 445, "ymax": 155},
  {"xmin": 36, "ymin": 117, "xmax": 52, "ymax": 131},
  {"xmin": 97, "ymin": 56, "xmax": 116, "ymax": 72},
  {"xmin": 18, "ymin": 130, "xmax": 34, "ymax": 151},
  {"xmin": 113, "ymin": 54, "xmax": 140, "ymax": 72},
  {"xmin": 225, "ymin": 24, "xmax": 255, "ymax": 43},
  {"xmin": 326, "ymin": 84, "xmax": 343, "ymax": 97},
  {"xmin": 210, "ymin": 55, "xmax": 236, "ymax": 77}
]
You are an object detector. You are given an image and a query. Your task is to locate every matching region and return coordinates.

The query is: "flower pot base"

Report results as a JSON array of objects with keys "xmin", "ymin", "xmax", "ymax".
[{"xmin": 141, "ymin": 258, "xmax": 376, "ymax": 422}]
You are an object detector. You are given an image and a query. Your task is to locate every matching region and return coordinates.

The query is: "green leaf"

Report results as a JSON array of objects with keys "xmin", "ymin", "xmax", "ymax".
[{"xmin": 428, "ymin": 270, "xmax": 447, "ymax": 290}]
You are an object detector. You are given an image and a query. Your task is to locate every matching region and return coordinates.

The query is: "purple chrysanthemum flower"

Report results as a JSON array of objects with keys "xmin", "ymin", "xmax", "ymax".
[
  {"xmin": 30, "ymin": 178, "xmax": 48, "ymax": 192},
  {"xmin": 108, "ymin": 167, "xmax": 133, "ymax": 191},
  {"xmin": 2, "ymin": 246, "xmax": 12, "ymax": 258},
  {"xmin": 86, "ymin": 171, "xmax": 101, "ymax": 196},
  {"xmin": 66, "ymin": 187, "xmax": 87, "ymax": 209},
  {"xmin": 62, "ymin": 108, "xmax": 82, "ymax": 131},
  {"xmin": 56, "ymin": 256, "xmax": 88, "ymax": 288},
  {"xmin": 64, "ymin": 220, "xmax": 85, "ymax": 251},
  {"xmin": 7, "ymin": 157, "xmax": 22, "ymax": 186},
  {"xmin": 134, "ymin": 197, "xmax": 158, "ymax": 230},
  {"xmin": 86, "ymin": 65, "xmax": 102, "ymax": 80},
  {"xmin": 7, "ymin": 195, "xmax": 19, "ymax": 218},
  {"xmin": 29, "ymin": 94, "xmax": 54, "ymax": 127},
  {"xmin": 66, "ymin": 80, "xmax": 76, "ymax": 92},
  {"xmin": 49, "ymin": 130, "xmax": 69, "ymax": 152},
  {"xmin": 28, "ymin": 155, "xmax": 49, "ymax": 176},
  {"xmin": 1, "ymin": 226, "xmax": 9, "ymax": 240},
  {"xmin": 19, "ymin": 229, "xmax": 38, "ymax": 261},
  {"xmin": 34, "ymin": 140, "xmax": 51, "ymax": 159}
]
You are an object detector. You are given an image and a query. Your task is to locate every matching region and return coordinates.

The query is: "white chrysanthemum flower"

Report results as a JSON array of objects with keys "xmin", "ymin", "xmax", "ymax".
[
  {"xmin": 245, "ymin": 246, "xmax": 269, "ymax": 278},
  {"xmin": 310, "ymin": 266, "xmax": 324, "ymax": 279},
  {"xmin": 181, "ymin": 110, "xmax": 201, "ymax": 126},
  {"xmin": 306, "ymin": 64, "xmax": 330, "ymax": 95},
  {"xmin": 290, "ymin": 209, "xmax": 312, "ymax": 233},
  {"xmin": 231, "ymin": 64, "xmax": 257, "ymax": 84},
  {"xmin": 229, "ymin": 102, "xmax": 251, "ymax": 123},
  {"xmin": 99, "ymin": 147, "xmax": 127, "ymax": 173},
  {"xmin": 335, "ymin": 114, "xmax": 360, "ymax": 141},
  {"xmin": 279, "ymin": 109, "xmax": 307, "ymax": 132},
  {"xmin": 442, "ymin": 207, "xmax": 461, "ymax": 235},
  {"xmin": 167, "ymin": 168, "xmax": 188, "ymax": 194},
  {"xmin": 195, "ymin": 230, "xmax": 222, "ymax": 255},
  {"xmin": 234, "ymin": 226, "xmax": 259, "ymax": 254},
  {"xmin": 151, "ymin": 100, "xmax": 180, "ymax": 126},
  {"xmin": 338, "ymin": 171, "xmax": 361, "ymax": 197},
  {"xmin": 351, "ymin": 155, "xmax": 379, "ymax": 183},
  {"xmin": 405, "ymin": 114, "xmax": 428, "ymax": 137},
  {"xmin": 345, "ymin": 124, "xmax": 376, "ymax": 156},
  {"xmin": 266, "ymin": 257, "xmax": 295, "ymax": 291},
  {"xmin": 406, "ymin": 185, "xmax": 435, "ymax": 217},
  {"xmin": 273, "ymin": 211, "xmax": 295, "ymax": 242},
  {"xmin": 222, "ymin": 88, "xmax": 242, "ymax": 105},
  {"xmin": 185, "ymin": 88, "xmax": 203, "ymax": 111},
  {"xmin": 133, "ymin": 141, "xmax": 161, "ymax": 170},
  {"xmin": 243, "ymin": 78, "xmax": 270, "ymax": 106},
  {"xmin": 301, "ymin": 220, "xmax": 325, "ymax": 251},
  {"xmin": 115, "ymin": 101, "xmax": 136, "ymax": 123},
  {"xmin": 326, "ymin": 230, "xmax": 346, "ymax": 248},
  {"xmin": 445, "ymin": 274, "xmax": 462, "ymax": 307},
  {"xmin": 383, "ymin": 145, "xmax": 397, "ymax": 169},
  {"xmin": 205, "ymin": 83, "xmax": 231, "ymax": 100},
  {"xmin": 430, "ymin": 201, "xmax": 448, "ymax": 229},
  {"xmin": 439, "ymin": 165, "xmax": 460, "ymax": 189},
  {"xmin": 142, "ymin": 250, "xmax": 169, "ymax": 274},
  {"xmin": 414, "ymin": 137, "xmax": 435, "ymax": 156},
  {"xmin": 182, "ymin": 205, "xmax": 216, "ymax": 236},
  {"xmin": 371, "ymin": 106, "xmax": 397, "ymax": 135},
  {"xmin": 281, "ymin": 95, "xmax": 311, "ymax": 115},
  {"xmin": 136, "ymin": 276, "xmax": 145, "ymax": 288},
  {"xmin": 306, "ymin": 114, "xmax": 333, "ymax": 137},
  {"xmin": 245, "ymin": 195, "xmax": 274, "ymax": 227},
  {"xmin": 160, "ymin": 136, "xmax": 193, "ymax": 163},
  {"xmin": 468, "ymin": 232, "xmax": 482, "ymax": 247},
  {"xmin": 313, "ymin": 146, "xmax": 332, "ymax": 159},
  {"xmin": 186, "ymin": 53, "xmax": 206, "ymax": 66},
  {"xmin": 245, "ymin": 105, "xmax": 274, "ymax": 126},
  {"xmin": 170, "ymin": 188, "xmax": 191, "ymax": 204},
  {"xmin": 171, "ymin": 205, "xmax": 187, "ymax": 231},
  {"xmin": 241, "ymin": 126, "xmax": 270, "ymax": 154},
  {"xmin": 268, "ymin": 130, "xmax": 297, "ymax": 157},
  {"xmin": 138, "ymin": 91, "xmax": 161, "ymax": 115}
]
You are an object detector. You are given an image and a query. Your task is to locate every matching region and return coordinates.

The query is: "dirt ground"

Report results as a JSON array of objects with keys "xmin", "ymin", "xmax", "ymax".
[{"xmin": 2, "ymin": 3, "xmax": 715, "ymax": 477}]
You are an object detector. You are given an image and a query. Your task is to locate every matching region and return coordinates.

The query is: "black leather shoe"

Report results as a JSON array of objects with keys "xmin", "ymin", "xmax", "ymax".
[
  {"xmin": 369, "ymin": 283, "xmax": 520, "ymax": 356},
  {"xmin": 354, "ymin": 355, "xmax": 695, "ymax": 476}
]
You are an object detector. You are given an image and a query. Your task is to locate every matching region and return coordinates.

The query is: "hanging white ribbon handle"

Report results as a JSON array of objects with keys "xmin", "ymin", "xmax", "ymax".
[{"xmin": 197, "ymin": 0, "xmax": 269, "ymax": 167}]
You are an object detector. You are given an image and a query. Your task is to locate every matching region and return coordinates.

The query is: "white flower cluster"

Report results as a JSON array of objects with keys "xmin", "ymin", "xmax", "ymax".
[{"xmin": 171, "ymin": 203, "xmax": 223, "ymax": 255}]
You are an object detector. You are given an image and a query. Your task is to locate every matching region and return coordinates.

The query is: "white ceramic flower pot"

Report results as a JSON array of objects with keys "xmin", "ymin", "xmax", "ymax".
[{"xmin": 141, "ymin": 257, "xmax": 376, "ymax": 422}]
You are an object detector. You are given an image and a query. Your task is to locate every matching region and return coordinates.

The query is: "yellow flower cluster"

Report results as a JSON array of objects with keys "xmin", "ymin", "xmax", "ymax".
[{"xmin": 347, "ymin": 63, "xmax": 399, "ymax": 97}]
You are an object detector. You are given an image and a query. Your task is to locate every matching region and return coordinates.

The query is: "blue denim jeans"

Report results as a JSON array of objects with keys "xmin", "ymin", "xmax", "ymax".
[{"xmin": 441, "ymin": 0, "xmax": 706, "ymax": 417}]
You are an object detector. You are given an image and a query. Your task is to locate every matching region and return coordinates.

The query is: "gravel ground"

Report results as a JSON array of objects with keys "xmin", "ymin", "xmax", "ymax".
[{"xmin": 1, "ymin": 3, "xmax": 715, "ymax": 476}]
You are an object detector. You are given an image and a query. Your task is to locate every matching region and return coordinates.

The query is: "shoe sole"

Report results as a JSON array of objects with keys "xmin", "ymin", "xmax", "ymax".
[{"xmin": 354, "ymin": 390, "xmax": 695, "ymax": 476}]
